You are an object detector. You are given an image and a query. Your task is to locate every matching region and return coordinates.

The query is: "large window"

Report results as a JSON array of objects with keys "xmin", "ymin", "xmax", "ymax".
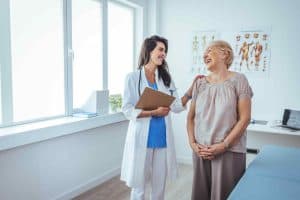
[
  {"xmin": 10, "ymin": 0, "xmax": 65, "ymax": 122},
  {"xmin": 72, "ymin": 0, "xmax": 103, "ymax": 111},
  {"xmin": 0, "ymin": 0, "xmax": 141, "ymax": 127},
  {"xmin": 108, "ymin": 1, "xmax": 134, "ymax": 96}
]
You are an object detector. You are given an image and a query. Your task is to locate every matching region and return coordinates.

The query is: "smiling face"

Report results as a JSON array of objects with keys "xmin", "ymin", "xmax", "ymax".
[
  {"xmin": 149, "ymin": 41, "xmax": 166, "ymax": 66},
  {"xmin": 203, "ymin": 45, "xmax": 225, "ymax": 71},
  {"xmin": 203, "ymin": 40, "xmax": 234, "ymax": 71}
]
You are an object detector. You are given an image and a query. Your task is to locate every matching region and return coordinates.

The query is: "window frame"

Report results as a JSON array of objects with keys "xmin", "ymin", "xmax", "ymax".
[
  {"xmin": 0, "ymin": 0, "xmax": 14, "ymax": 127},
  {"xmin": 107, "ymin": 0, "xmax": 136, "ymax": 96},
  {"xmin": 0, "ymin": 0, "xmax": 143, "ymax": 128}
]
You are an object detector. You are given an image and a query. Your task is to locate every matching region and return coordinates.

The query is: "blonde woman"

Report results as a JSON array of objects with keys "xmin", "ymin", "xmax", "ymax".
[{"xmin": 187, "ymin": 40, "xmax": 253, "ymax": 200}]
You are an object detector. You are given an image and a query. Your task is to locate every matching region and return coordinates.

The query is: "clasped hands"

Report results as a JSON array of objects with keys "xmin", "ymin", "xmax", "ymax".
[{"xmin": 191, "ymin": 142, "xmax": 227, "ymax": 160}]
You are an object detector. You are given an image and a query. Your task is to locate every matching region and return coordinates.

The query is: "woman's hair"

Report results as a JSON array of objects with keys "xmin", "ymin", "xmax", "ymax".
[
  {"xmin": 138, "ymin": 35, "xmax": 171, "ymax": 87},
  {"xmin": 209, "ymin": 40, "xmax": 234, "ymax": 68}
]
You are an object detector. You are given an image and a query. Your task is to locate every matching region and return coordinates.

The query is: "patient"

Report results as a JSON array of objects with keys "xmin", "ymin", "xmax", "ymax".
[{"xmin": 186, "ymin": 40, "xmax": 253, "ymax": 200}]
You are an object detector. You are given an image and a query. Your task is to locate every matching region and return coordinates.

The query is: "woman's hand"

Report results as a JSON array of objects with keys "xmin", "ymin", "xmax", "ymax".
[
  {"xmin": 186, "ymin": 75, "xmax": 205, "ymax": 97},
  {"xmin": 182, "ymin": 75, "xmax": 205, "ymax": 106},
  {"xmin": 190, "ymin": 142, "xmax": 209, "ymax": 158},
  {"xmin": 152, "ymin": 107, "xmax": 170, "ymax": 117},
  {"xmin": 199, "ymin": 143, "xmax": 227, "ymax": 160}
]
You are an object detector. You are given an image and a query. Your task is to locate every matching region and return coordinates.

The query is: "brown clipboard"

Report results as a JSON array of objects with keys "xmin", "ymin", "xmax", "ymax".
[{"xmin": 135, "ymin": 87, "xmax": 175, "ymax": 110}]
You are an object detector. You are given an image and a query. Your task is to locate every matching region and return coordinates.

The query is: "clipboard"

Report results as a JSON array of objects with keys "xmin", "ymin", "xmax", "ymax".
[{"xmin": 135, "ymin": 87, "xmax": 175, "ymax": 110}]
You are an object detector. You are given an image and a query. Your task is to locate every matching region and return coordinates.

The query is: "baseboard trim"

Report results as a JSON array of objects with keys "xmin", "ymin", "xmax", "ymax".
[{"xmin": 54, "ymin": 167, "xmax": 121, "ymax": 200}]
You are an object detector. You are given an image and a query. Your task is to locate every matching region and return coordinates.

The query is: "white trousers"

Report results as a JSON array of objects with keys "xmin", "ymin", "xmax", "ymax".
[{"xmin": 130, "ymin": 148, "xmax": 167, "ymax": 200}]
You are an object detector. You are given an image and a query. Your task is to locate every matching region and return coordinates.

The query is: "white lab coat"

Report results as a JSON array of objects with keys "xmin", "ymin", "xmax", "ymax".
[{"xmin": 120, "ymin": 67, "xmax": 185, "ymax": 188}]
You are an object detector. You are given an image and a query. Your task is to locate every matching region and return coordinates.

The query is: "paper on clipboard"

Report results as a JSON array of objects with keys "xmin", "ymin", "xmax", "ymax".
[{"xmin": 135, "ymin": 87, "xmax": 175, "ymax": 110}]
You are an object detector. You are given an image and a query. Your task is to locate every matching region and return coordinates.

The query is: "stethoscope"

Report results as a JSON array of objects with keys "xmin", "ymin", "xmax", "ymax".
[{"xmin": 138, "ymin": 69, "xmax": 175, "ymax": 97}]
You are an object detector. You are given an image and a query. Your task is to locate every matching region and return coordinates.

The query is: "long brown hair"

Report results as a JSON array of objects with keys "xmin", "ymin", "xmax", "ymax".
[{"xmin": 138, "ymin": 35, "xmax": 171, "ymax": 87}]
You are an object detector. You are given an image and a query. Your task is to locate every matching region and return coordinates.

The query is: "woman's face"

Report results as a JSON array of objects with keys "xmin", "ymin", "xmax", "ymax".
[
  {"xmin": 149, "ymin": 42, "xmax": 166, "ymax": 66},
  {"xmin": 203, "ymin": 45, "xmax": 225, "ymax": 71}
]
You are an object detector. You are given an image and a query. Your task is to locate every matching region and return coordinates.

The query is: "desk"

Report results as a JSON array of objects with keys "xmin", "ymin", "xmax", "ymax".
[
  {"xmin": 246, "ymin": 124, "xmax": 300, "ymax": 150},
  {"xmin": 229, "ymin": 145, "xmax": 300, "ymax": 200},
  {"xmin": 247, "ymin": 124, "xmax": 300, "ymax": 136}
]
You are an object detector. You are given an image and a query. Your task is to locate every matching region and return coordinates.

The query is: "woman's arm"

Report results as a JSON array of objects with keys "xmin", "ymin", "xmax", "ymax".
[
  {"xmin": 181, "ymin": 75, "xmax": 204, "ymax": 107},
  {"xmin": 181, "ymin": 85, "xmax": 193, "ymax": 107},
  {"xmin": 223, "ymin": 98, "xmax": 251, "ymax": 148},
  {"xmin": 187, "ymin": 100, "xmax": 206, "ymax": 156},
  {"xmin": 186, "ymin": 100, "xmax": 197, "ymax": 146},
  {"xmin": 222, "ymin": 74, "xmax": 253, "ymax": 149}
]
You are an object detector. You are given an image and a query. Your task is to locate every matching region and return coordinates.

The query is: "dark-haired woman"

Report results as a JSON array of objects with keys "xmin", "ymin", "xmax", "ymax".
[{"xmin": 120, "ymin": 35, "xmax": 194, "ymax": 200}]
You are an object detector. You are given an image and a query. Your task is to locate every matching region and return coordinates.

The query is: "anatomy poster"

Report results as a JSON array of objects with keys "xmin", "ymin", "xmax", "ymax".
[
  {"xmin": 230, "ymin": 31, "xmax": 271, "ymax": 74},
  {"xmin": 191, "ymin": 30, "xmax": 271, "ymax": 76},
  {"xmin": 191, "ymin": 31, "xmax": 218, "ymax": 74}
]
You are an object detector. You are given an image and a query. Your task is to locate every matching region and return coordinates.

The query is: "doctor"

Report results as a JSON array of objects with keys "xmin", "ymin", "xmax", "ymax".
[{"xmin": 121, "ymin": 35, "xmax": 194, "ymax": 200}]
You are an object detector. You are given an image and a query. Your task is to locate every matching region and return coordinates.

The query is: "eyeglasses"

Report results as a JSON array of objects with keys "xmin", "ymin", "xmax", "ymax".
[{"xmin": 204, "ymin": 47, "xmax": 225, "ymax": 55}]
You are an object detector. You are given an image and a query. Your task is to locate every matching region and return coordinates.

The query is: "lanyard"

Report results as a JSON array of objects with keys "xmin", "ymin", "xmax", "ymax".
[{"xmin": 138, "ymin": 69, "xmax": 142, "ymax": 96}]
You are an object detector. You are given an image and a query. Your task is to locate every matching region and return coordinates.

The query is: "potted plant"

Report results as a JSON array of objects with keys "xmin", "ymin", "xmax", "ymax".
[{"xmin": 109, "ymin": 94, "xmax": 122, "ymax": 112}]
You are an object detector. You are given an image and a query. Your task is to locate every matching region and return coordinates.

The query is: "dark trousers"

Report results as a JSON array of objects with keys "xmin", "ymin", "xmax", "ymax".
[{"xmin": 191, "ymin": 151, "xmax": 246, "ymax": 200}]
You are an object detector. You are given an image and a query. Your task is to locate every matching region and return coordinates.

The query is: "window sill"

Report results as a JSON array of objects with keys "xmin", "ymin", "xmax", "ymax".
[{"xmin": 0, "ymin": 112, "xmax": 127, "ymax": 152}]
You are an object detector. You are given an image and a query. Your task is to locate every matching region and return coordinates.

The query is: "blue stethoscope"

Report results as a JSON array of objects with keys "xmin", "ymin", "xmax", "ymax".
[{"xmin": 138, "ymin": 69, "xmax": 175, "ymax": 97}]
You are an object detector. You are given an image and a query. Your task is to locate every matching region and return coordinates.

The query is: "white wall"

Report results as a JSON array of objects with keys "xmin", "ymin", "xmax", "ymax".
[
  {"xmin": 159, "ymin": 0, "xmax": 300, "ymax": 162},
  {"xmin": 0, "ymin": 121, "xmax": 128, "ymax": 200}
]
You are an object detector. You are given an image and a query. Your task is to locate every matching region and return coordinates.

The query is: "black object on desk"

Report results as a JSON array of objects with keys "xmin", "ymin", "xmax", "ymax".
[{"xmin": 278, "ymin": 109, "xmax": 300, "ymax": 130}]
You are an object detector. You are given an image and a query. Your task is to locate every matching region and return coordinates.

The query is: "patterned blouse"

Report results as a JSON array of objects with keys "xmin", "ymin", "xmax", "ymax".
[{"xmin": 192, "ymin": 72, "xmax": 253, "ymax": 153}]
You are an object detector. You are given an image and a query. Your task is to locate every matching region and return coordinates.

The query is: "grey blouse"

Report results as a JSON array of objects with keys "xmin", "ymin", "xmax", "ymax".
[{"xmin": 192, "ymin": 72, "xmax": 253, "ymax": 153}]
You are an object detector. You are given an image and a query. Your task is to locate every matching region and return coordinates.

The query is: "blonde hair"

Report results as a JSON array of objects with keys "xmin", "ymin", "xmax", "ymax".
[{"xmin": 208, "ymin": 40, "xmax": 234, "ymax": 68}]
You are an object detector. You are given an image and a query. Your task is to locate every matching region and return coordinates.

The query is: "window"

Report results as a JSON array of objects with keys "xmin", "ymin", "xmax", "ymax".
[
  {"xmin": 0, "ymin": 0, "xmax": 141, "ymax": 127},
  {"xmin": 108, "ymin": 1, "xmax": 134, "ymax": 96},
  {"xmin": 10, "ymin": 0, "xmax": 65, "ymax": 122},
  {"xmin": 72, "ymin": 0, "xmax": 103, "ymax": 111}
]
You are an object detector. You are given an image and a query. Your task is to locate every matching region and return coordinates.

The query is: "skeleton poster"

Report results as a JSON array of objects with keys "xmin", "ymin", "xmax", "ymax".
[{"xmin": 191, "ymin": 31, "xmax": 218, "ymax": 74}]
